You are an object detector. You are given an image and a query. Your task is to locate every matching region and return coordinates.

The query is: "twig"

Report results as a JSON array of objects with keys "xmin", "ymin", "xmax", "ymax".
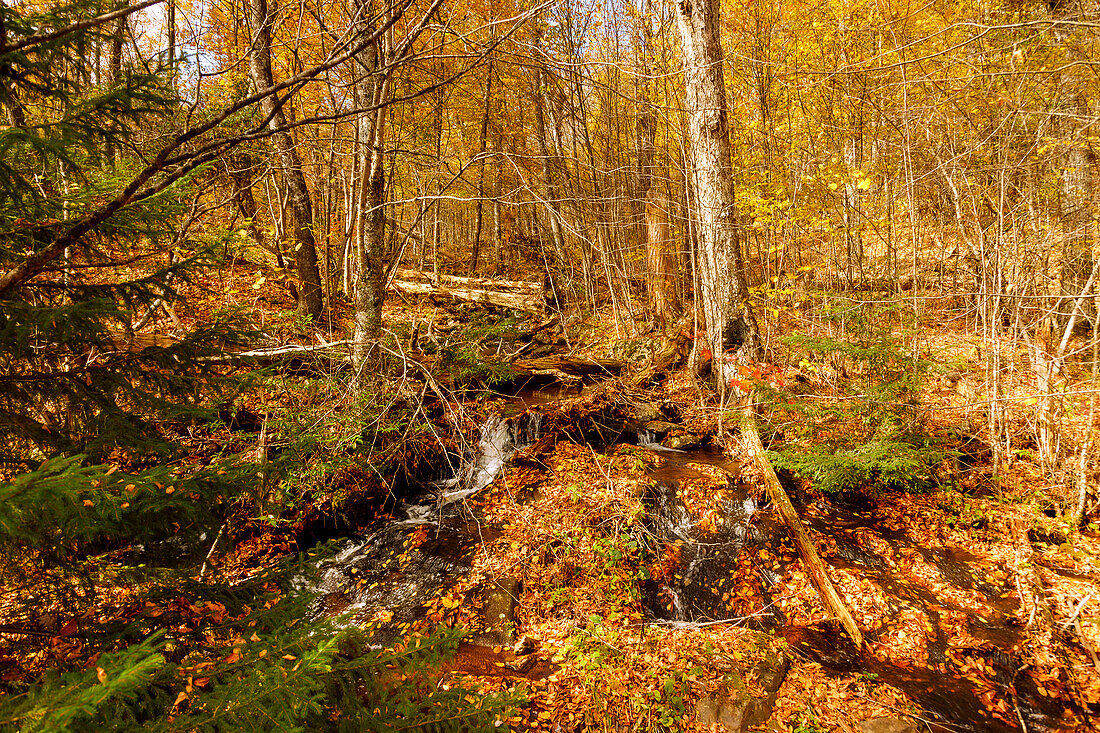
[
  {"xmin": 644, "ymin": 596, "xmax": 790, "ymax": 629},
  {"xmin": 588, "ymin": 446, "xmax": 615, "ymax": 492},
  {"xmin": 1061, "ymin": 590, "xmax": 1094, "ymax": 632},
  {"xmin": 1074, "ymin": 618, "xmax": 1100, "ymax": 670},
  {"xmin": 846, "ymin": 690, "xmax": 966, "ymax": 733},
  {"xmin": 199, "ymin": 522, "xmax": 226, "ymax": 580},
  {"xmin": 1014, "ymin": 698, "xmax": 1029, "ymax": 733}
]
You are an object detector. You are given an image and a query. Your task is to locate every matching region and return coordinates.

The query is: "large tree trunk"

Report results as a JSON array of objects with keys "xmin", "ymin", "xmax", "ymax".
[
  {"xmin": 349, "ymin": 0, "xmax": 388, "ymax": 377},
  {"xmin": 247, "ymin": 0, "xmax": 324, "ymax": 322},
  {"xmin": 646, "ymin": 191, "xmax": 680, "ymax": 329},
  {"xmin": 673, "ymin": 0, "xmax": 760, "ymax": 380}
]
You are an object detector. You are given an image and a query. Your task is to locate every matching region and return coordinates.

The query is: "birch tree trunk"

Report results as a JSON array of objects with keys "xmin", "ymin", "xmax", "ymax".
[
  {"xmin": 673, "ymin": 0, "xmax": 759, "ymax": 379},
  {"xmin": 247, "ymin": 0, "xmax": 325, "ymax": 322}
]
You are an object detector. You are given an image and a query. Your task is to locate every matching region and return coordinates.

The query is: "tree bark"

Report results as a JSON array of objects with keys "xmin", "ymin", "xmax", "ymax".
[
  {"xmin": 1053, "ymin": 2, "xmax": 1095, "ymax": 328},
  {"xmin": 533, "ymin": 38, "xmax": 568, "ymax": 273},
  {"xmin": 1059, "ymin": 91, "xmax": 1093, "ymax": 326},
  {"xmin": 468, "ymin": 60, "xmax": 494, "ymax": 276},
  {"xmin": 740, "ymin": 400, "xmax": 865, "ymax": 648},
  {"xmin": 673, "ymin": 0, "xmax": 760, "ymax": 380},
  {"xmin": 349, "ymin": 0, "xmax": 388, "ymax": 377},
  {"xmin": 638, "ymin": 105, "xmax": 680, "ymax": 328},
  {"xmin": 247, "ymin": 0, "xmax": 324, "ymax": 322},
  {"xmin": 0, "ymin": 9, "xmax": 28, "ymax": 128},
  {"xmin": 646, "ymin": 191, "xmax": 680, "ymax": 329}
]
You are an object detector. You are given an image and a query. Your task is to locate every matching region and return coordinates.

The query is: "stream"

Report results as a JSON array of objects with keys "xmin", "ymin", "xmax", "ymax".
[
  {"xmin": 312, "ymin": 383, "xmax": 1083, "ymax": 732},
  {"xmin": 637, "ymin": 441, "xmax": 1069, "ymax": 732}
]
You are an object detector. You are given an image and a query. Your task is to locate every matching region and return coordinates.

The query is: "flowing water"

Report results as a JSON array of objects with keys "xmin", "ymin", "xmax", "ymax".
[
  {"xmin": 635, "ymin": 439, "xmax": 1077, "ymax": 732},
  {"xmin": 314, "ymin": 392, "xmax": 1082, "ymax": 731}
]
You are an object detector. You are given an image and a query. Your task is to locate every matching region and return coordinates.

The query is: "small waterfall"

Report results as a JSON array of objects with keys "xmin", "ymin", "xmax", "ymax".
[
  {"xmin": 636, "ymin": 429, "xmax": 685, "ymax": 452},
  {"xmin": 441, "ymin": 410, "xmax": 543, "ymax": 505},
  {"xmin": 651, "ymin": 480, "xmax": 695, "ymax": 540},
  {"xmin": 643, "ymin": 458, "xmax": 765, "ymax": 623}
]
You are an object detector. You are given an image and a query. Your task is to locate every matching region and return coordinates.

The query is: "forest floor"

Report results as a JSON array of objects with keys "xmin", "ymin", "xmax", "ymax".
[
  {"xmin": 210, "ymin": 266, "xmax": 1100, "ymax": 732},
  {"xmin": 6, "ymin": 261, "xmax": 1099, "ymax": 732}
]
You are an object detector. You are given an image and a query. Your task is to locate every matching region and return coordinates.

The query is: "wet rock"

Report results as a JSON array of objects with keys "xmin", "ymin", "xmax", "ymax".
[
  {"xmin": 513, "ymin": 635, "xmax": 536, "ymax": 656},
  {"xmin": 856, "ymin": 718, "xmax": 919, "ymax": 733},
  {"xmin": 665, "ymin": 432, "xmax": 705, "ymax": 450},
  {"xmin": 644, "ymin": 420, "xmax": 678, "ymax": 436},
  {"xmin": 505, "ymin": 653, "xmax": 537, "ymax": 673},
  {"xmin": 695, "ymin": 654, "xmax": 790, "ymax": 732},
  {"xmin": 1027, "ymin": 527, "xmax": 1067, "ymax": 547},
  {"xmin": 312, "ymin": 528, "xmax": 474, "ymax": 643},
  {"xmin": 470, "ymin": 577, "xmax": 520, "ymax": 647},
  {"xmin": 634, "ymin": 402, "xmax": 663, "ymax": 424}
]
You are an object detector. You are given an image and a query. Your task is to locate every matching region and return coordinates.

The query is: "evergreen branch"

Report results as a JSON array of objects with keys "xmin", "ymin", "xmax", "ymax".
[{"xmin": 0, "ymin": 0, "xmax": 163, "ymax": 56}]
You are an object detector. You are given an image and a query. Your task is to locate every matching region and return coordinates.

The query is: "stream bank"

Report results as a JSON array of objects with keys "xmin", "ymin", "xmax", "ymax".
[{"xmin": 311, "ymin": 378, "xmax": 1097, "ymax": 732}]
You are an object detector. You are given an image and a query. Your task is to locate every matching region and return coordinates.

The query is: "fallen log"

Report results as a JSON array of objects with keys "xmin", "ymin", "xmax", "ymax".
[
  {"xmin": 740, "ymin": 394, "xmax": 865, "ymax": 648},
  {"xmin": 512, "ymin": 356, "xmax": 625, "ymax": 377},
  {"xmin": 628, "ymin": 324, "xmax": 694, "ymax": 387},
  {"xmin": 199, "ymin": 340, "xmax": 355, "ymax": 365},
  {"xmin": 394, "ymin": 268, "xmax": 543, "ymax": 294},
  {"xmin": 390, "ymin": 279, "xmax": 544, "ymax": 314}
]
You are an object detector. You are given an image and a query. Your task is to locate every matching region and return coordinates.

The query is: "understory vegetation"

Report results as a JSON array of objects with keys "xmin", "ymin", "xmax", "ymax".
[
  {"xmin": 763, "ymin": 307, "xmax": 955, "ymax": 494},
  {"xmin": 2, "ymin": 0, "xmax": 1099, "ymax": 731}
]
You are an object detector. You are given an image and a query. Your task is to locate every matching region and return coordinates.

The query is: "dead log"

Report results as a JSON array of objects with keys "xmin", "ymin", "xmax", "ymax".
[
  {"xmin": 740, "ymin": 395, "xmax": 865, "ymax": 648},
  {"xmin": 394, "ymin": 268, "xmax": 543, "ymax": 294},
  {"xmin": 519, "ymin": 313, "xmax": 560, "ymax": 340},
  {"xmin": 106, "ymin": 329, "xmax": 181, "ymax": 352},
  {"xmin": 390, "ymin": 279, "xmax": 544, "ymax": 314},
  {"xmin": 629, "ymin": 326, "xmax": 693, "ymax": 387},
  {"xmin": 199, "ymin": 340, "xmax": 355, "ymax": 365},
  {"xmin": 511, "ymin": 356, "xmax": 625, "ymax": 377}
]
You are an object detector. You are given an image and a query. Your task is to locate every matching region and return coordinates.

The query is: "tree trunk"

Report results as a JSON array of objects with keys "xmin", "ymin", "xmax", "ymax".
[
  {"xmin": 741, "ymin": 399, "xmax": 864, "ymax": 648},
  {"xmin": 0, "ymin": 9, "xmax": 28, "ymax": 128},
  {"xmin": 468, "ymin": 60, "xmax": 494, "ymax": 276},
  {"xmin": 533, "ymin": 45, "xmax": 567, "ymax": 274},
  {"xmin": 674, "ymin": 0, "xmax": 760, "ymax": 379},
  {"xmin": 229, "ymin": 153, "xmax": 297, "ymax": 295},
  {"xmin": 638, "ymin": 105, "xmax": 680, "ymax": 329},
  {"xmin": 349, "ymin": 0, "xmax": 389, "ymax": 377},
  {"xmin": 646, "ymin": 191, "xmax": 680, "ymax": 329},
  {"xmin": 1053, "ymin": 2, "xmax": 1096, "ymax": 328},
  {"xmin": 104, "ymin": 6, "xmax": 126, "ymax": 162},
  {"xmin": 247, "ymin": 0, "xmax": 324, "ymax": 322},
  {"xmin": 1059, "ymin": 92, "xmax": 1093, "ymax": 326}
]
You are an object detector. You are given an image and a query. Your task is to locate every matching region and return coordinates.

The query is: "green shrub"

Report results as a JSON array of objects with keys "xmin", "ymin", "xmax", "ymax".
[
  {"xmin": 761, "ymin": 303, "xmax": 953, "ymax": 494},
  {"xmin": 768, "ymin": 434, "xmax": 948, "ymax": 494}
]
